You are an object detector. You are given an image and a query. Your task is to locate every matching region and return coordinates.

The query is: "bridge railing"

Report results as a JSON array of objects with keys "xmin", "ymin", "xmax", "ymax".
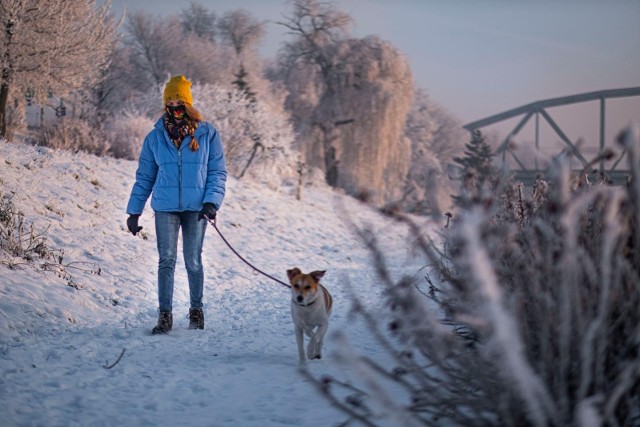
[
  {"xmin": 463, "ymin": 87, "xmax": 640, "ymax": 180},
  {"xmin": 511, "ymin": 169, "xmax": 630, "ymax": 188}
]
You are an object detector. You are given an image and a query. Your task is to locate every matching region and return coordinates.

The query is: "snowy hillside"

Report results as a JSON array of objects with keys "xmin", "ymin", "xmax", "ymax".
[{"xmin": 0, "ymin": 140, "xmax": 435, "ymax": 426}]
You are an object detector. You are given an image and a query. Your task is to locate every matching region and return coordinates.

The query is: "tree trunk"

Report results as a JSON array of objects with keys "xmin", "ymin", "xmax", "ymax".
[
  {"xmin": 295, "ymin": 161, "xmax": 305, "ymax": 201},
  {"xmin": 313, "ymin": 122, "xmax": 340, "ymax": 188},
  {"xmin": 237, "ymin": 138, "xmax": 263, "ymax": 179},
  {"xmin": 0, "ymin": 82, "xmax": 9, "ymax": 138},
  {"xmin": 324, "ymin": 143, "xmax": 339, "ymax": 187},
  {"xmin": 1, "ymin": 14, "xmax": 15, "ymax": 139}
]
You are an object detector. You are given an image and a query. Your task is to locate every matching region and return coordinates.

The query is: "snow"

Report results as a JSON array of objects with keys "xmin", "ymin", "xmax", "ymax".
[{"xmin": 0, "ymin": 140, "xmax": 432, "ymax": 426}]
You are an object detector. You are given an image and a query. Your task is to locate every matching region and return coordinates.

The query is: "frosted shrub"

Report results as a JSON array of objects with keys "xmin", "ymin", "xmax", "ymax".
[
  {"xmin": 38, "ymin": 117, "xmax": 108, "ymax": 157},
  {"xmin": 126, "ymin": 84, "xmax": 165, "ymax": 119},
  {"xmin": 105, "ymin": 113, "xmax": 155, "ymax": 160},
  {"xmin": 0, "ymin": 190, "xmax": 56, "ymax": 265},
  {"xmin": 305, "ymin": 126, "xmax": 640, "ymax": 426},
  {"xmin": 0, "ymin": 190, "xmax": 100, "ymax": 288}
]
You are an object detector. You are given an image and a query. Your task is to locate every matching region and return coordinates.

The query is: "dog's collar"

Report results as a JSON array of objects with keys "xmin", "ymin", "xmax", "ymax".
[{"xmin": 293, "ymin": 298, "xmax": 317, "ymax": 307}]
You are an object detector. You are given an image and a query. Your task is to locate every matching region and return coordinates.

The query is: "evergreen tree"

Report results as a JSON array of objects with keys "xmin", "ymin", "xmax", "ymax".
[
  {"xmin": 232, "ymin": 64, "xmax": 256, "ymax": 104},
  {"xmin": 452, "ymin": 130, "xmax": 497, "ymax": 207}
]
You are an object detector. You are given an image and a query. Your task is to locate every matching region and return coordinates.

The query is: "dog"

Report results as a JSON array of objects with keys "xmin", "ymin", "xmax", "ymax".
[{"xmin": 287, "ymin": 268, "xmax": 333, "ymax": 365}]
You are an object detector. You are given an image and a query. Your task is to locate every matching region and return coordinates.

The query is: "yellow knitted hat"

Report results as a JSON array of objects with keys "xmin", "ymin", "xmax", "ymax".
[{"xmin": 163, "ymin": 75, "xmax": 193, "ymax": 106}]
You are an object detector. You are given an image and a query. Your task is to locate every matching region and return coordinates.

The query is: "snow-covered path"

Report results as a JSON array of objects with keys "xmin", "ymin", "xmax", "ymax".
[{"xmin": 0, "ymin": 141, "xmax": 433, "ymax": 426}]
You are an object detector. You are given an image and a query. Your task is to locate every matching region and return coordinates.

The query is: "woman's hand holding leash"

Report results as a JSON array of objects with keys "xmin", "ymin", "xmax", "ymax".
[{"xmin": 198, "ymin": 203, "xmax": 217, "ymax": 221}]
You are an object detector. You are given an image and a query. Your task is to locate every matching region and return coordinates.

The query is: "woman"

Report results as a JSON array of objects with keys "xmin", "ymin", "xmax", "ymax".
[{"xmin": 126, "ymin": 75, "xmax": 227, "ymax": 335}]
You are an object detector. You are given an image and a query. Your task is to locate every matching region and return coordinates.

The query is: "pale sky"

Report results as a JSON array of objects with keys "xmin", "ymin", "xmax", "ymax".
[{"xmin": 110, "ymin": 0, "xmax": 640, "ymax": 147}]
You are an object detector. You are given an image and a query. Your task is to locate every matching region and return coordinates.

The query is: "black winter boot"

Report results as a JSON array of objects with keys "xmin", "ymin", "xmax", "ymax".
[
  {"xmin": 188, "ymin": 308, "xmax": 204, "ymax": 330},
  {"xmin": 152, "ymin": 310, "xmax": 173, "ymax": 335}
]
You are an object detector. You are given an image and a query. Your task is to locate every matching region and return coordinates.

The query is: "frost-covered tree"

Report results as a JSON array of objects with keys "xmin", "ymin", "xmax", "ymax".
[
  {"xmin": 278, "ymin": 0, "xmax": 352, "ymax": 80},
  {"xmin": 0, "ymin": 0, "xmax": 117, "ymax": 138},
  {"xmin": 218, "ymin": 9, "xmax": 265, "ymax": 58},
  {"xmin": 110, "ymin": 6, "xmax": 280, "ymax": 127},
  {"xmin": 177, "ymin": 34, "xmax": 236, "ymax": 89},
  {"xmin": 115, "ymin": 8, "xmax": 236, "ymax": 103},
  {"xmin": 180, "ymin": 1, "xmax": 217, "ymax": 42},
  {"xmin": 125, "ymin": 9, "xmax": 231, "ymax": 90},
  {"xmin": 124, "ymin": 12, "xmax": 183, "ymax": 90},
  {"xmin": 93, "ymin": 39, "xmax": 134, "ymax": 120},
  {"xmin": 218, "ymin": 9, "xmax": 266, "ymax": 105},
  {"xmin": 277, "ymin": 0, "xmax": 413, "ymax": 205},
  {"xmin": 428, "ymin": 101, "xmax": 467, "ymax": 167},
  {"xmin": 193, "ymin": 84, "xmax": 296, "ymax": 187},
  {"xmin": 277, "ymin": 0, "xmax": 351, "ymax": 185},
  {"xmin": 402, "ymin": 88, "xmax": 466, "ymax": 215}
]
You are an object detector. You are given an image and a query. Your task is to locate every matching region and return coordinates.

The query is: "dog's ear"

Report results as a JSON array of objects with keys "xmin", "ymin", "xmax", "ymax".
[
  {"xmin": 287, "ymin": 268, "xmax": 301, "ymax": 281},
  {"xmin": 310, "ymin": 270, "xmax": 326, "ymax": 282}
]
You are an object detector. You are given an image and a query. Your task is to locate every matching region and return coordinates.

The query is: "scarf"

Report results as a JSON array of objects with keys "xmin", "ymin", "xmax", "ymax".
[{"xmin": 163, "ymin": 113, "xmax": 199, "ymax": 151}]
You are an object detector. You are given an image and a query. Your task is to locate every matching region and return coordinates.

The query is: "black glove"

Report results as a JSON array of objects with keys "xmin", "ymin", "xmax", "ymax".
[
  {"xmin": 127, "ymin": 214, "xmax": 143, "ymax": 236},
  {"xmin": 198, "ymin": 203, "xmax": 217, "ymax": 221}
]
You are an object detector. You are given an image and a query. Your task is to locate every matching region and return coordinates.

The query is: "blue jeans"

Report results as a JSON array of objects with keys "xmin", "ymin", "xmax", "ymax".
[{"xmin": 155, "ymin": 211, "xmax": 208, "ymax": 312}]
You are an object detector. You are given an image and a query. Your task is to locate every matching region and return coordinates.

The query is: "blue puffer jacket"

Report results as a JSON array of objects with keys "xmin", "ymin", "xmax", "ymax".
[{"xmin": 126, "ymin": 118, "xmax": 227, "ymax": 215}]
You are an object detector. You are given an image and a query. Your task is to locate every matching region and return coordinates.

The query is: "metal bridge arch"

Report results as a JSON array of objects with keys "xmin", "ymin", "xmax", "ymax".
[{"xmin": 463, "ymin": 87, "xmax": 640, "ymax": 185}]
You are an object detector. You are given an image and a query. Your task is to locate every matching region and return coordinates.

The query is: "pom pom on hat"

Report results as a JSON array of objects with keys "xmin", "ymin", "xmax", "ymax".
[{"xmin": 163, "ymin": 75, "xmax": 193, "ymax": 106}]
